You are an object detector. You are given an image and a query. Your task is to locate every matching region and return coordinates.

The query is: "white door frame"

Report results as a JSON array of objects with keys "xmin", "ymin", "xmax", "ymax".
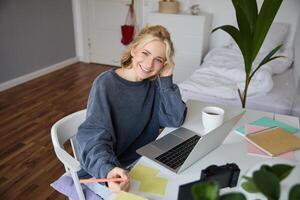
[
  {"xmin": 71, "ymin": 0, "xmax": 90, "ymax": 62},
  {"xmin": 71, "ymin": 0, "xmax": 143, "ymax": 63}
]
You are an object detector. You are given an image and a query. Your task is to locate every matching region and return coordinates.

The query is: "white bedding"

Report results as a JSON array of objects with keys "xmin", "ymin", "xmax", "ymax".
[
  {"xmin": 178, "ymin": 45, "xmax": 296, "ymax": 115},
  {"xmin": 180, "ymin": 68, "xmax": 297, "ymax": 115},
  {"xmin": 179, "ymin": 47, "xmax": 293, "ymax": 99}
]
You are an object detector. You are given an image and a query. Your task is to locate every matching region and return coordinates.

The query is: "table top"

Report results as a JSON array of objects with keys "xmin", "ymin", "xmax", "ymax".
[{"xmin": 129, "ymin": 100, "xmax": 300, "ymax": 200}]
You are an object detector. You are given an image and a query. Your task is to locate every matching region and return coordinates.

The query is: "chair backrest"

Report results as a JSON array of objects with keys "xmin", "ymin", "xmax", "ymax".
[
  {"xmin": 51, "ymin": 109, "xmax": 87, "ymax": 200},
  {"xmin": 51, "ymin": 109, "xmax": 86, "ymax": 160}
]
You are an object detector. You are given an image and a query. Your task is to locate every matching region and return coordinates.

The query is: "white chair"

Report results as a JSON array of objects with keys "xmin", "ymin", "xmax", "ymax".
[{"xmin": 51, "ymin": 109, "xmax": 87, "ymax": 200}]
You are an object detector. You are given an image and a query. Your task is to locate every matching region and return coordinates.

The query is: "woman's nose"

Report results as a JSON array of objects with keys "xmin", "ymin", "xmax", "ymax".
[{"xmin": 145, "ymin": 57, "xmax": 154, "ymax": 68}]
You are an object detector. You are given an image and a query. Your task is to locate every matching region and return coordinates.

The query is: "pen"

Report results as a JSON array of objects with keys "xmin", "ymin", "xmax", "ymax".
[{"xmin": 79, "ymin": 177, "xmax": 127, "ymax": 184}]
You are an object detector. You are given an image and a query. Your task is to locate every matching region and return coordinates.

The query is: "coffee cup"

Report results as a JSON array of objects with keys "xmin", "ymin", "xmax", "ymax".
[{"xmin": 202, "ymin": 106, "xmax": 225, "ymax": 133}]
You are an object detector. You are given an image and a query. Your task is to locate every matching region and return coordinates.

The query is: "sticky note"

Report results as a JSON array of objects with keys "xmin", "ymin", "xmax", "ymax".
[
  {"xmin": 139, "ymin": 176, "xmax": 168, "ymax": 195},
  {"xmin": 252, "ymin": 117, "xmax": 299, "ymax": 133},
  {"xmin": 114, "ymin": 191, "xmax": 148, "ymax": 200},
  {"xmin": 129, "ymin": 164, "xmax": 158, "ymax": 181},
  {"xmin": 246, "ymin": 142, "xmax": 296, "ymax": 160},
  {"xmin": 235, "ymin": 116, "xmax": 300, "ymax": 135},
  {"xmin": 246, "ymin": 124, "xmax": 268, "ymax": 134}
]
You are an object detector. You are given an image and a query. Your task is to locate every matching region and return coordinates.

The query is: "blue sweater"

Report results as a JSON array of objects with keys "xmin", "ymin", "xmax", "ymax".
[{"xmin": 76, "ymin": 69, "xmax": 187, "ymax": 178}]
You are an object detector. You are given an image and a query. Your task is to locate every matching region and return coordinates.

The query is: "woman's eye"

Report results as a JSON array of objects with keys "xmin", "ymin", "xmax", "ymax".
[
  {"xmin": 155, "ymin": 59, "xmax": 163, "ymax": 63},
  {"xmin": 154, "ymin": 59, "xmax": 163, "ymax": 65},
  {"xmin": 142, "ymin": 51, "xmax": 148, "ymax": 56}
]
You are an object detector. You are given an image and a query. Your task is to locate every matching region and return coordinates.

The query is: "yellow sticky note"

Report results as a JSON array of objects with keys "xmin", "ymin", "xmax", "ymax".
[
  {"xmin": 114, "ymin": 191, "xmax": 148, "ymax": 200},
  {"xmin": 129, "ymin": 164, "xmax": 158, "ymax": 181},
  {"xmin": 139, "ymin": 176, "xmax": 168, "ymax": 195}
]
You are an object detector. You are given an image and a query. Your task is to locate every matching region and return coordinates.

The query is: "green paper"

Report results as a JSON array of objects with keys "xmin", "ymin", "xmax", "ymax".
[
  {"xmin": 114, "ymin": 191, "xmax": 148, "ymax": 200},
  {"xmin": 139, "ymin": 176, "xmax": 168, "ymax": 195},
  {"xmin": 129, "ymin": 164, "xmax": 158, "ymax": 181},
  {"xmin": 236, "ymin": 116, "xmax": 299, "ymax": 135}
]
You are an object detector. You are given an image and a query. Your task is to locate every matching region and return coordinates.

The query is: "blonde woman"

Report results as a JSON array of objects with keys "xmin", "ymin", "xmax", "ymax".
[{"xmin": 76, "ymin": 25, "xmax": 187, "ymax": 193}]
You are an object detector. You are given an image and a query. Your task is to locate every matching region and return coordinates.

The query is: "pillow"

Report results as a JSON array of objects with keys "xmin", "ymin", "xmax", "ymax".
[
  {"xmin": 230, "ymin": 22, "xmax": 290, "ymax": 53},
  {"xmin": 51, "ymin": 175, "xmax": 104, "ymax": 200},
  {"xmin": 260, "ymin": 22, "xmax": 289, "ymax": 52}
]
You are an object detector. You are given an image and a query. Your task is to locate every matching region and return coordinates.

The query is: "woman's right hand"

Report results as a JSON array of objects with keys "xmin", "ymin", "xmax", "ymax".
[{"xmin": 107, "ymin": 167, "xmax": 130, "ymax": 192}]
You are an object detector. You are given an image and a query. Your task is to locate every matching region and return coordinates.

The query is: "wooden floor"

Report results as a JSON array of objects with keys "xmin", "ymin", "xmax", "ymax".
[{"xmin": 0, "ymin": 62, "xmax": 113, "ymax": 199}]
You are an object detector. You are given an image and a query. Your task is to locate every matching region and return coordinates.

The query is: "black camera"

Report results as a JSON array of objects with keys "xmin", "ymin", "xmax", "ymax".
[
  {"xmin": 177, "ymin": 163, "xmax": 240, "ymax": 200},
  {"xmin": 200, "ymin": 163, "xmax": 240, "ymax": 188}
]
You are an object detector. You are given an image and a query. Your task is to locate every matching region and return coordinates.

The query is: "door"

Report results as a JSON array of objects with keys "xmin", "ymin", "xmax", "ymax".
[{"xmin": 88, "ymin": 0, "xmax": 131, "ymax": 66}]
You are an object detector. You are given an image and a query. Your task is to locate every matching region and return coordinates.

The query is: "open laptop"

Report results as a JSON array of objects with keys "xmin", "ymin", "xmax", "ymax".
[{"xmin": 137, "ymin": 111, "xmax": 245, "ymax": 173}]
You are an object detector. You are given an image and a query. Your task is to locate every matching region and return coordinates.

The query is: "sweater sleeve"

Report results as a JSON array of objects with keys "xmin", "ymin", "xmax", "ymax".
[
  {"xmin": 157, "ymin": 76, "xmax": 187, "ymax": 127},
  {"xmin": 75, "ymin": 78, "xmax": 120, "ymax": 178}
]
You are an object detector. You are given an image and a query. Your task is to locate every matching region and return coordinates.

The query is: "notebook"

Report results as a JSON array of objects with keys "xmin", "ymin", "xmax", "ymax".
[
  {"xmin": 235, "ymin": 116, "xmax": 300, "ymax": 136},
  {"xmin": 245, "ymin": 127, "xmax": 300, "ymax": 157}
]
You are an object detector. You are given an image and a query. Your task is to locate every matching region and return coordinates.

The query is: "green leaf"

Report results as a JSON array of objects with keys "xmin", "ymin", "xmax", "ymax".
[
  {"xmin": 258, "ymin": 44, "xmax": 282, "ymax": 66},
  {"xmin": 249, "ymin": 44, "xmax": 283, "ymax": 81},
  {"xmin": 232, "ymin": 0, "xmax": 253, "ymax": 69},
  {"xmin": 270, "ymin": 164, "xmax": 295, "ymax": 181},
  {"xmin": 242, "ymin": 176, "xmax": 252, "ymax": 181},
  {"xmin": 212, "ymin": 25, "xmax": 252, "ymax": 73},
  {"xmin": 232, "ymin": 0, "xmax": 252, "ymax": 36},
  {"xmin": 253, "ymin": 170, "xmax": 280, "ymax": 200},
  {"xmin": 237, "ymin": 0, "xmax": 258, "ymax": 33},
  {"xmin": 252, "ymin": 0, "xmax": 283, "ymax": 60},
  {"xmin": 260, "ymin": 165, "xmax": 272, "ymax": 171},
  {"xmin": 289, "ymin": 184, "xmax": 300, "ymax": 200},
  {"xmin": 220, "ymin": 192, "xmax": 247, "ymax": 200},
  {"xmin": 242, "ymin": 180, "xmax": 259, "ymax": 193},
  {"xmin": 192, "ymin": 181, "xmax": 219, "ymax": 200},
  {"xmin": 257, "ymin": 164, "xmax": 294, "ymax": 182}
]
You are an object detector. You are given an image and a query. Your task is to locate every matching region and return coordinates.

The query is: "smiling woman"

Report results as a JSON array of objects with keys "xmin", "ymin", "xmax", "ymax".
[
  {"xmin": 118, "ymin": 25, "xmax": 175, "ymax": 81},
  {"xmin": 75, "ymin": 25, "xmax": 187, "ymax": 195}
]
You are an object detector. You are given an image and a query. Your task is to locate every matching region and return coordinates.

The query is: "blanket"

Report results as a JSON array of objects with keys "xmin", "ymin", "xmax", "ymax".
[{"xmin": 179, "ymin": 47, "xmax": 293, "ymax": 99}]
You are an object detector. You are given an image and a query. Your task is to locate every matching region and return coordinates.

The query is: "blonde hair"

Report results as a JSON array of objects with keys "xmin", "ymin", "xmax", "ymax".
[{"xmin": 120, "ymin": 25, "xmax": 175, "ymax": 69}]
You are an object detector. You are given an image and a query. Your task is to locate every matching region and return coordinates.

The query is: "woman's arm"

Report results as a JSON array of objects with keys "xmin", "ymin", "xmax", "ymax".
[
  {"xmin": 76, "ymin": 77, "xmax": 119, "ymax": 179},
  {"xmin": 157, "ymin": 75, "xmax": 187, "ymax": 127}
]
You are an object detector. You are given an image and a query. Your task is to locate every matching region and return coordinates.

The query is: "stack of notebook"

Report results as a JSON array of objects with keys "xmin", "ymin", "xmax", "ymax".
[
  {"xmin": 235, "ymin": 116, "xmax": 300, "ymax": 158},
  {"xmin": 245, "ymin": 127, "xmax": 300, "ymax": 157}
]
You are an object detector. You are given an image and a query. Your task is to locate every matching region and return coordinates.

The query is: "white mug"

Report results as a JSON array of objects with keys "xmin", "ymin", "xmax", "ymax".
[{"xmin": 202, "ymin": 106, "xmax": 225, "ymax": 133}]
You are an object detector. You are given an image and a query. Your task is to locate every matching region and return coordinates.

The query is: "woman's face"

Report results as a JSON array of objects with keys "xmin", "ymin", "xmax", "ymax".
[{"xmin": 131, "ymin": 40, "xmax": 166, "ymax": 81}]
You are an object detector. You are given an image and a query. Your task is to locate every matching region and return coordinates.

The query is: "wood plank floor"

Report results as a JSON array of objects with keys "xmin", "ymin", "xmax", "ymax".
[{"xmin": 0, "ymin": 62, "xmax": 113, "ymax": 199}]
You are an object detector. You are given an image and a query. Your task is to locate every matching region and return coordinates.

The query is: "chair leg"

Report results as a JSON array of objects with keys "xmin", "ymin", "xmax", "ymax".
[{"xmin": 70, "ymin": 170, "xmax": 85, "ymax": 200}]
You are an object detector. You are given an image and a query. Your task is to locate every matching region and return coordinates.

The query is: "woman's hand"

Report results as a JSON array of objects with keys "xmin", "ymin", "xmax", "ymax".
[
  {"xmin": 159, "ymin": 60, "xmax": 175, "ymax": 77},
  {"xmin": 107, "ymin": 167, "xmax": 130, "ymax": 192}
]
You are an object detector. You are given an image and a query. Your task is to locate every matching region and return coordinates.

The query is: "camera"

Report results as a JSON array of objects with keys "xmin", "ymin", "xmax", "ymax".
[
  {"xmin": 177, "ymin": 163, "xmax": 240, "ymax": 200},
  {"xmin": 200, "ymin": 163, "xmax": 240, "ymax": 188}
]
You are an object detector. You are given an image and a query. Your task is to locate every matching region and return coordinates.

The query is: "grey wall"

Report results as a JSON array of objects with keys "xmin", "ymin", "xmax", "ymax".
[{"xmin": 0, "ymin": 0, "xmax": 76, "ymax": 83}]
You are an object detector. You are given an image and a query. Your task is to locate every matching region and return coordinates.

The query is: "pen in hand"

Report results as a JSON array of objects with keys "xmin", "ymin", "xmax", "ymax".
[{"xmin": 79, "ymin": 177, "xmax": 127, "ymax": 184}]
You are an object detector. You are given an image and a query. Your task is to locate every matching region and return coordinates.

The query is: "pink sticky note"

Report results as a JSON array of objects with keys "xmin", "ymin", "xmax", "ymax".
[
  {"xmin": 279, "ymin": 151, "xmax": 296, "ymax": 160},
  {"xmin": 246, "ymin": 142, "xmax": 296, "ymax": 161},
  {"xmin": 245, "ymin": 124, "xmax": 268, "ymax": 134}
]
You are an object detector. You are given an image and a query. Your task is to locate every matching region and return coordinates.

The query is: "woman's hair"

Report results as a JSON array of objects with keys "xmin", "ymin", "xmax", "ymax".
[{"xmin": 120, "ymin": 25, "xmax": 175, "ymax": 69}]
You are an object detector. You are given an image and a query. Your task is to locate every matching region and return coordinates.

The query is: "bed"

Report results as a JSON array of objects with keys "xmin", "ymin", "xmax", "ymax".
[{"xmin": 178, "ymin": 22, "xmax": 299, "ymax": 116}]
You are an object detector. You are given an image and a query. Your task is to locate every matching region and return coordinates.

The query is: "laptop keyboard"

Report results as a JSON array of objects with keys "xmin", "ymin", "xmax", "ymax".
[{"xmin": 155, "ymin": 135, "xmax": 201, "ymax": 169}]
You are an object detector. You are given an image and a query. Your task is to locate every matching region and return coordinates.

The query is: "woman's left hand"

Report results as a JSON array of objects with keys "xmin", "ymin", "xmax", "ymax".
[{"xmin": 160, "ymin": 61, "xmax": 175, "ymax": 77}]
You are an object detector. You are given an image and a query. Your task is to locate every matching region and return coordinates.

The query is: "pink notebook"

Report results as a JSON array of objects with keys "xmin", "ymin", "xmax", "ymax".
[{"xmin": 245, "ymin": 124, "xmax": 296, "ymax": 160}]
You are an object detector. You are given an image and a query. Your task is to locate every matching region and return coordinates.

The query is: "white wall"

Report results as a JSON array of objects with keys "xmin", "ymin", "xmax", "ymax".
[
  {"xmin": 294, "ymin": 13, "xmax": 300, "ymax": 88},
  {"xmin": 142, "ymin": 0, "xmax": 300, "ymax": 50}
]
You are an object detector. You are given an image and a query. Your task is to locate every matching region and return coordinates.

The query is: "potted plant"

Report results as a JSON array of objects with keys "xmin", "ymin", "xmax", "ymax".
[
  {"xmin": 191, "ymin": 164, "xmax": 300, "ymax": 200},
  {"xmin": 212, "ymin": 0, "xmax": 284, "ymax": 108}
]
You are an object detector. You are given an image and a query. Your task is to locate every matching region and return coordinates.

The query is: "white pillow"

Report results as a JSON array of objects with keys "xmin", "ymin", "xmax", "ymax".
[
  {"xmin": 230, "ymin": 22, "xmax": 289, "ymax": 53},
  {"xmin": 260, "ymin": 22, "xmax": 289, "ymax": 52}
]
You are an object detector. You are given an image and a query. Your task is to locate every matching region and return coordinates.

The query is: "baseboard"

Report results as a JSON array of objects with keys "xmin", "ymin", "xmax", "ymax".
[{"xmin": 0, "ymin": 57, "xmax": 79, "ymax": 92}]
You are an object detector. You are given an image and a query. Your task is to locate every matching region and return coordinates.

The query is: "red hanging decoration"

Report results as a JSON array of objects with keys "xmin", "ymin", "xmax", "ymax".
[{"xmin": 121, "ymin": 4, "xmax": 135, "ymax": 45}]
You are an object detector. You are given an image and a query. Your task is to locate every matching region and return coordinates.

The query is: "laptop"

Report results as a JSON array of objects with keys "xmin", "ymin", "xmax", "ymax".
[{"xmin": 137, "ymin": 111, "xmax": 244, "ymax": 173}]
